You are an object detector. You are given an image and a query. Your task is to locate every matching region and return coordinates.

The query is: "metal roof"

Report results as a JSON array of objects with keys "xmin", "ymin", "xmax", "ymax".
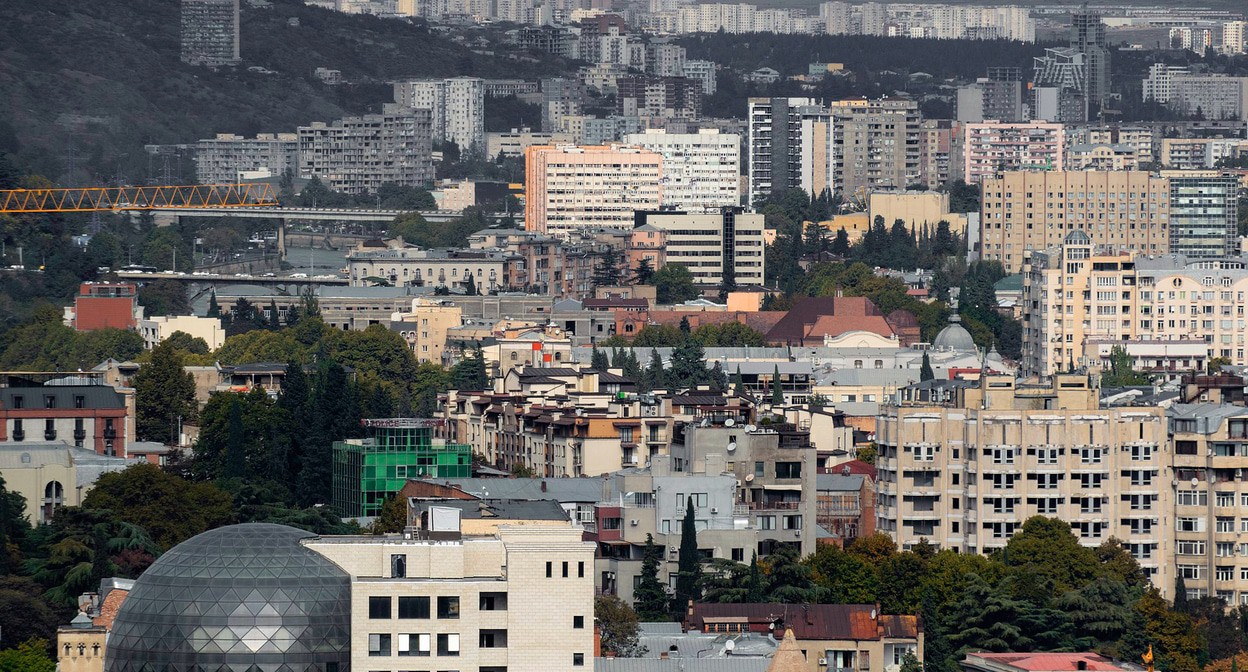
[{"xmin": 438, "ymin": 477, "xmax": 606, "ymax": 502}]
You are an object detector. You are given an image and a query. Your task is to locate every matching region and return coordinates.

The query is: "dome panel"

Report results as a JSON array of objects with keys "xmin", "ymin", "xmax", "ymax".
[{"xmin": 105, "ymin": 523, "xmax": 350, "ymax": 672}]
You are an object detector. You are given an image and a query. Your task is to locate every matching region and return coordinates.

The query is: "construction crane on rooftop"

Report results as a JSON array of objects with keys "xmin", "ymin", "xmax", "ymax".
[{"xmin": 0, "ymin": 183, "xmax": 279, "ymax": 214}]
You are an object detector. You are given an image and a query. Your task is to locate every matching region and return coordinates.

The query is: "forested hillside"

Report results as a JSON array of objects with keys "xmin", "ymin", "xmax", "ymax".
[{"xmin": 0, "ymin": 0, "xmax": 569, "ymax": 183}]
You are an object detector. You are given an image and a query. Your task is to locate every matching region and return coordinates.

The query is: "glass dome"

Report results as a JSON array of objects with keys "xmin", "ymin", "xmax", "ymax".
[{"xmin": 105, "ymin": 523, "xmax": 351, "ymax": 672}]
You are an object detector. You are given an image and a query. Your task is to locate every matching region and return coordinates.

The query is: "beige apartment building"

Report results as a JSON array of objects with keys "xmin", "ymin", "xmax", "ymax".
[
  {"xmin": 390, "ymin": 298, "xmax": 463, "ymax": 364},
  {"xmin": 305, "ymin": 524, "xmax": 594, "ymax": 672},
  {"xmin": 830, "ymin": 98, "xmax": 923, "ymax": 196},
  {"xmin": 1168, "ymin": 404, "xmax": 1248, "ymax": 604},
  {"xmin": 876, "ymin": 374, "xmax": 1171, "ymax": 592},
  {"xmin": 524, "ymin": 144, "xmax": 663, "ymax": 237},
  {"xmin": 979, "ymin": 171, "xmax": 1171, "ymax": 272},
  {"xmin": 1023, "ymin": 234, "xmax": 1248, "ymax": 377},
  {"xmin": 634, "ymin": 209, "xmax": 767, "ymax": 288}
]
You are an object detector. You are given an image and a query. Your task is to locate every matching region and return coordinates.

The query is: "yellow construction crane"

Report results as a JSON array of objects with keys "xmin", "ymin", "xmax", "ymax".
[{"xmin": 0, "ymin": 183, "xmax": 278, "ymax": 214}]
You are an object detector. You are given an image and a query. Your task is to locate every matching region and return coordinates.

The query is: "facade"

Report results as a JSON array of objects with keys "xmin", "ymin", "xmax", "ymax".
[
  {"xmin": 624, "ymin": 129, "xmax": 741, "ymax": 212},
  {"xmin": 0, "ymin": 442, "xmax": 136, "ymax": 525},
  {"xmin": 876, "ymin": 374, "xmax": 1170, "ymax": 589},
  {"xmin": 486, "ymin": 128, "xmax": 574, "ymax": 158},
  {"xmin": 332, "ymin": 419, "xmax": 472, "ymax": 518},
  {"xmin": 523, "ymin": 144, "xmax": 663, "ymax": 237},
  {"xmin": 1142, "ymin": 64, "xmax": 1190, "ymax": 104},
  {"xmin": 956, "ymin": 77, "xmax": 1025, "ymax": 124},
  {"xmin": 346, "ymin": 245, "xmax": 518, "ymax": 293},
  {"xmin": 963, "ymin": 122, "xmax": 1066, "ymax": 184},
  {"xmin": 978, "ymin": 171, "xmax": 1171, "ymax": 273},
  {"xmin": 297, "ymin": 110, "xmax": 434, "ymax": 194},
  {"xmin": 634, "ymin": 209, "xmax": 765, "ymax": 288},
  {"xmin": 389, "ymin": 298, "xmax": 463, "ymax": 364},
  {"xmin": 305, "ymin": 524, "xmax": 594, "ymax": 672},
  {"xmin": 541, "ymin": 78, "xmax": 586, "ymax": 132},
  {"xmin": 194, "ymin": 133, "xmax": 298, "ymax": 184},
  {"xmin": 830, "ymin": 98, "xmax": 924, "ymax": 197},
  {"xmin": 180, "ymin": 0, "xmax": 240, "ymax": 66},
  {"xmin": 683, "ymin": 60, "xmax": 718, "ymax": 96},
  {"xmin": 1065, "ymin": 143, "xmax": 1139, "ymax": 171},
  {"xmin": 393, "ymin": 77, "xmax": 486, "ymax": 156},
  {"xmin": 138, "ymin": 315, "xmax": 225, "ymax": 351},
  {"xmin": 66, "ymin": 283, "xmax": 142, "ymax": 331},
  {"xmin": 815, "ymin": 472, "xmax": 876, "ymax": 544},
  {"xmin": 616, "ymin": 76, "xmax": 702, "ymax": 120},
  {"xmin": 1169, "ymin": 75, "xmax": 1248, "ymax": 121},
  {"xmin": 1070, "ymin": 9, "xmax": 1110, "ymax": 110},
  {"xmin": 1023, "ymin": 238, "xmax": 1248, "ymax": 376},
  {"xmin": 1167, "ymin": 172, "xmax": 1241, "ymax": 259},
  {"xmin": 1161, "ymin": 138, "xmax": 1248, "ymax": 170},
  {"xmin": 747, "ymin": 97, "xmax": 821, "ymax": 204},
  {"xmin": 0, "ymin": 385, "xmax": 134, "ymax": 457}
]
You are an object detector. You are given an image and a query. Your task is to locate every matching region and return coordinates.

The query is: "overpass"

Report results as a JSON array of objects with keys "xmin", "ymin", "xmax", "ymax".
[
  {"xmin": 116, "ymin": 271, "xmax": 349, "ymax": 286},
  {"xmin": 154, "ymin": 207, "xmax": 464, "ymax": 223}
]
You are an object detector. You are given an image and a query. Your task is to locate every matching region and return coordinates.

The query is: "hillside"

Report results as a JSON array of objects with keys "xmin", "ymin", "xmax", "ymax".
[{"xmin": 0, "ymin": 0, "xmax": 569, "ymax": 183}]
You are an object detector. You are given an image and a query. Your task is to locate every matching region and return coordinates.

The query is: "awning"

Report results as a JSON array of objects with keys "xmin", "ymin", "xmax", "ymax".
[{"xmin": 762, "ymin": 484, "xmax": 803, "ymax": 491}]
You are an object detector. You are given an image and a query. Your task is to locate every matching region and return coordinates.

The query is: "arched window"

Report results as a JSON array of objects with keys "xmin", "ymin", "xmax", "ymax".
[{"xmin": 43, "ymin": 481, "xmax": 64, "ymax": 522}]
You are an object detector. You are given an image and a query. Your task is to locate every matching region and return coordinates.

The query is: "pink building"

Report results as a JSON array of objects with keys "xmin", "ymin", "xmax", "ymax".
[{"xmin": 963, "ymin": 121, "xmax": 1065, "ymax": 184}]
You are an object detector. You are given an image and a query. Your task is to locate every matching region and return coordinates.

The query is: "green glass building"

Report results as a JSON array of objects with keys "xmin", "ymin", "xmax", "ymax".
[{"xmin": 332, "ymin": 419, "xmax": 472, "ymax": 517}]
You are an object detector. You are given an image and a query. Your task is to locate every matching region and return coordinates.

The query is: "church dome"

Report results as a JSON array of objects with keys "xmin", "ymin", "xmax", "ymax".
[{"xmin": 932, "ymin": 315, "xmax": 977, "ymax": 352}]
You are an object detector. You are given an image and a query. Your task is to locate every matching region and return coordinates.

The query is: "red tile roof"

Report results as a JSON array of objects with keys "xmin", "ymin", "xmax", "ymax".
[
  {"xmin": 686, "ymin": 603, "xmax": 918, "ymax": 642},
  {"xmin": 93, "ymin": 589, "xmax": 129, "ymax": 630},
  {"xmin": 765, "ymin": 297, "xmax": 895, "ymax": 346},
  {"xmin": 965, "ymin": 653, "xmax": 1128, "ymax": 672}
]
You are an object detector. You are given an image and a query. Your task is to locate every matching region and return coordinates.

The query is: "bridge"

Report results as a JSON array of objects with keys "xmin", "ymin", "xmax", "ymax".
[
  {"xmin": 115, "ymin": 271, "xmax": 349, "ymax": 286},
  {"xmin": 154, "ymin": 207, "xmax": 464, "ymax": 223}
]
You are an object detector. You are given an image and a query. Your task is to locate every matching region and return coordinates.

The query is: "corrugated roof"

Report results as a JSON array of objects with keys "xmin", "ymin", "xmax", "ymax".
[
  {"xmin": 439, "ymin": 477, "xmax": 606, "ymax": 502},
  {"xmin": 0, "ymin": 385, "xmax": 126, "ymax": 410},
  {"xmin": 816, "ymin": 474, "xmax": 864, "ymax": 491}
]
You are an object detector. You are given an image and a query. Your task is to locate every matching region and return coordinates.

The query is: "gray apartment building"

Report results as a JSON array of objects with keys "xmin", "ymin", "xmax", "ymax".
[
  {"xmin": 297, "ymin": 108, "xmax": 434, "ymax": 194},
  {"xmin": 180, "ymin": 0, "xmax": 241, "ymax": 66},
  {"xmin": 194, "ymin": 133, "xmax": 298, "ymax": 184}
]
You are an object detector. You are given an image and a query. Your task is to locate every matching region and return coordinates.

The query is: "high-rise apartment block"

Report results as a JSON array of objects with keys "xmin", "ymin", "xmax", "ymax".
[
  {"xmin": 963, "ymin": 121, "xmax": 1066, "ymax": 184},
  {"xmin": 956, "ymin": 69, "xmax": 1025, "ymax": 123},
  {"xmin": 1142, "ymin": 63, "xmax": 1191, "ymax": 104},
  {"xmin": 1224, "ymin": 21, "xmax": 1247, "ymax": 55},
  {"xmin": 180, "ymin": 0, "xmax": 240, "ymax": 66},
  {"xmin": 830, "ymin": 98, "xmax": 923, "ymax": 196},
  {"xmin": 194, "ymin": 133, "xmax": 298, "ymax": 184},
  {"xmin": 540, "ymin": 78, "xmax": 585, "ymax": 132},
  {"xmin": 876, "ymin": 373, "xmax": 1170, "ymax": 589},
  {"xmin": 624, "ymin": 129, "xmax": 740, "ymax": 212},
  {"xmin": 297, "ymin": 109, "xmax": 434, "ymax": 194},
  {"xmin": 634, "ymin": 209, "xmax": 765, "ymax": 288},
  {"xmin": 978, "ymin": 171, "xmax": 1171, "ymax": 272},
  {"xmin": 1166, "ymin": 171, "xmax": 1241, "ymax": 259},
  {"xmin": 747, "ymin": 97, "xmax": 821, "ymax": 204},
  {"xmin": 682, "ymin": 59, "xmax": 717, "ymax": 95},
  {"xmin": 1070, "ymin": 9, "xmax": 1111, "ymax": 110},
  {"xmin": 1169, "ymin": 75, "xmax": 1248, "ymax": 121},
  {"xmin": 615, "ymin": 76, "xmax": 702, "ymax": 119},
  {"xmin": 393, "ymin": 77, "xmax": 486, "ymax": 156},
  {"xmin": 524, "ymin": 144, "xmax": 662, "ymax": 237},
  {"xmin": 1032, "ymin": 47, "xmax": 1088, "ymax": 122}
]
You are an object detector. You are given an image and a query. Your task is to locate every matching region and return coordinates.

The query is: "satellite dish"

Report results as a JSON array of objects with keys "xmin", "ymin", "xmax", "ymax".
[
  {"xmin": 727, "ymin": 442, "xmax": 737, "ymax": 452},
  {"xmin": 745, "ymin": 424, "xmax": 757, "ymax": 432},
  {"xmin": 1191, "ymin": 477, "xmax": 1199, "ymax": 487},
  {"xmin": 870, "ymin": 608, "xmax": 878, "ymax": 619},
  {"xmin": 745, "ymin": 473, "xmax": 755, "ymax": 482},
  {"xmin": 725, "ymin": 418, "xmax": 736, "ymax": 427},
  {"xmin": 725, "ymin": 640, "xmax": 736, "ymax": 652}
]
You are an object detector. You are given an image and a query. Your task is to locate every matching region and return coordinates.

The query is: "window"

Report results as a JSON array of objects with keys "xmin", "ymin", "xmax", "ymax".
[
  {"xmin": 759, "ymin": 515, "xmax": 776, "ymax": 530},
  {"xmin": 437, "ymin": 596, "xmax": 460, "ymax": 619},
  {"xmin": 73, "ymin": 395, "xmax": 84, "ymax": 409},
  {"xmin": 1177, "ymin": 517, "xmax": 1204, "ymax": 533},
  {"xmin": 391, "ymin": 554, "xmax": 407, "ymax": 578},
  {"xmin": 44, "ymin": 395, "xmax": 56, "ymax": 409},
  {"xmin": 562, "ymin": 561, "xmax": 569, "ymax": 578},
  {"xmin": 776, "ymin": 462, "xmax": 802, "ymax": 479},
  {"xmin": 398, "ymin": 633, "xmax": 431, "ymax": 656},
  {"xmin": 480, "ymin": 593, "xmax": 507, "ymax": 611},
  {"xmin": 1176, "ymin": 540, "xmax": 1206, "ymax": 555},
  {"xmin": 574, "ymin": 615, "xmax": 585, "ymax": 629},
  {"xmin": 369, "ymin": 634, "xmax": 392, "ymax": 656},
  {"xmin": 399, "ymin": 596, "xmax": 430, "ymax": 619},
  {"xmin": 574, "ymin": 653, "xmax": 586, "ymax": 666},
  {"xmin": 754, "ymin": 462, "xmax": 765, "ymax": 477},
  {"xmin": 479, "ymin": 630, "xmax": 508, "ymax": 648},
  {"xmin": 731, "ymin": 547, "xmax": 745, "ymax": 562},
  {"xmin": 436, "ymin": 633, "xmax": 460, "ymax": 656},
  {"xmin": 1177, "ymin": 490, "xmax": 1208, "ymax": 506},
  {"xmin": 578, "ymin": 561, "xmax": 585, "ymax": 578},
  {"xmin": 369, "ymin": 596, "xmax": 391, "ymax": 619},
  {"xmin": 546, "ymin": 562, "xmax": 553, "ymax": 578}
]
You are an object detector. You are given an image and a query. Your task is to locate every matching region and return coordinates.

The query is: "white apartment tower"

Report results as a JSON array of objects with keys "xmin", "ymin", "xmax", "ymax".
[
  {"xmin": 394, "ymin": 77, "xmax": 487, "ymax": 157},
  {"xmin": 624, "ymin": 129, "xmax": 741, "ymax": 212}
]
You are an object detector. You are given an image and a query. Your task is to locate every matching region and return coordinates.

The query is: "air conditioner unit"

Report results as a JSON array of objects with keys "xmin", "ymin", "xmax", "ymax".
[
  {"xmin": 819, "ymin": 659, "xmax": 829, "ymax": 667},
  {"xmin": 630, "ymin": 519, "xmax": 639, "ymax": 526},
  {"xmin": 795, "ymin": 529, "xmax": 802, "ymax": 537},
  {"xmin": 711, "ymin": 507, "xmax": 719, "ymax": 514}
]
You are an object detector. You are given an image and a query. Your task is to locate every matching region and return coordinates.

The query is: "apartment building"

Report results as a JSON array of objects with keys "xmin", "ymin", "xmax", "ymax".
[
  {"xmin": 918, "ymin": 119, "xmax": 960, "ymax": 188},
  {"xmin": 683, "ymin": 60, "xmax": 718, "ymax": 95},
  {"xmin": 978, "ymin": 171, "xmax": 1171, "ymax": 272},
  {"xmin": 194, "ymin": 133, "xmax": 298, "ymax": 184},
  {"xmin": 875, "ymin": 374, "xmax": 1170, "ymax": 590},
  {"xmin": 1168, "ymin": 403, "xmax": 1248, "ymax": 604},
  {"xmin": 616, "ymin": 76, "xmax": 702, "ymax": 120},
  {"xmin": 956, "ymin": 73, "xmax": 1026, "ymax": 124},
  {"xmin": 1070, "ymin": 9, "xmax": 1111, "ymax": 109},
  {"xmin": 963, "ymin": 121, "xmax": 1066, "ymax": 184},
  {"xmin": 1066, "ymin": 143, "xmax": 1140, "ymax": 171},
  {"xmin": 1079, "ymin": 125, "xmax": 1155, "ymax": 164},
  {"xmin": 1025, "ymin": 242, "xmax": 1248, "ymax": 377},
  {"xmin": 1142, "ymin": 64, "xmax": 1190, "ymax": 104},
  {"xmin": 540, "ymin": 78, "xmax": 586, "ymax": 132},
  {"xmin": 0, "ymin": 384, "xmax": 135, "ymax": 457},
  {"xmin": 304, "ymin": 523, "xmax": 594, "ymax": 672},
  {"xmin": 625, "ymin": 129, "xmax": 741, "ymax": 212},
  {"xmin": 1161, "ymin": 138, "xmax": 1248, "ymax": 169},
  {"xmin": 747, "ymin": 97, "xmax": 823, "ymax": 204},
  {"xmin": 830, "ymin": 98, "xmax": 923, "ymax": 197},
  {"xmin": 209, "ymin": 285, "xmax": 433, "ymax": 332},
  {"xmin": 346, "ymin": 245, "xmax": 518, "ymax": 293},
  {"xmin": 486, "ymin": 128, "xmax": 574, "ymax": 158},
  {"xmin": 390, "ymin": 298, "xmax": 463, "ymax": 364},
  {"xmin": 634, "ymin": 209, "xmax": 766, "ymax": 288},
  {"xmin": 524, "ymin": 144, "xmax": 663, "ymax": 237},
  {"xmin": 138, "ymin": 315, "xmax": 225, "ymax": 351},
  {"xmin": 393, "ymin": 77, "xmax": 486, "ymax": 156},
  {"xmin": 180, "ymin": 0, "xmax": 240, "ymax": 66},
  {"xmin": 64, "ymin": 282, "xmax": 143, "ymax": 331},
  {"xmin": 298, "ymin": 110, "xmax": 434, "ymax": 194},
  {"xmin": 1169, "ymin": 75, "xmax": 1248, "ymax": 121}
]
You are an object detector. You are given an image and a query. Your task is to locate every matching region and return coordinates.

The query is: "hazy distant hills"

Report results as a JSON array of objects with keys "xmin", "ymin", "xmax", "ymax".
[{"xmin": 0, "ymin": 0, "xmax": 566, "ymax": 184}]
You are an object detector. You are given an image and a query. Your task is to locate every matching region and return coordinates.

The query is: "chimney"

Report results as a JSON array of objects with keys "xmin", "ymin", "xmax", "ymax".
[
  {"xmin": 541, "ymin": 480, "xmax": 548, "ymax": 492},
  {"xmin": 1078, "ymin": 662, "xmax": 1088, "ymax": 671}
]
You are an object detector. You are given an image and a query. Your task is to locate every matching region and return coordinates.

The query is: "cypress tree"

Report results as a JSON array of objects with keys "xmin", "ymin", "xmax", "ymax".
[
  {"xmin": 674, "ymin": 498, "xmax": 702, "ymax": 614},
  {"xmin": 771, "ymin": 365, "xmax": 784, "ymax": 405},
  {"xmin": 591, "ymin": 346, "xmax": 609, "ymax": 370},
  {"xmin": 920, "ymin": 352, "xmax": 935, "ymax": 381},
  {"xmin": 634, "ymin": 534, "xmax": 669, "ymax": 620}
]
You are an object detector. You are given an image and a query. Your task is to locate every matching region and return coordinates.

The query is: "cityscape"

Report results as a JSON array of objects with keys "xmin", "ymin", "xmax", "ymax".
[{"xmin": 2, "ymin": 0, "xmax": 1248, "ymax": 671}]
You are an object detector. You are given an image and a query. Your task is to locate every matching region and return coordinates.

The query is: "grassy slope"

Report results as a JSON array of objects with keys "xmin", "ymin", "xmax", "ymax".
[{"xmin": 0, "ymin": 0, "xmax": 566, "ymax": 182}]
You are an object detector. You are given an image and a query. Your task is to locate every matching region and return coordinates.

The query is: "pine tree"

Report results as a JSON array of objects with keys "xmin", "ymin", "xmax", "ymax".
[
  {"xmin": 832, "ymin": 228, "xmax": 851, "ymax": 256},
  {"xmin": 451, "ymin": 346, "xmax": 489, "ymax": 390},
  {"xmin": 634, "ymin": 257, "xmax": 655, "ymax": 285},
  {"xmin": 920, "ymin": 352, "xmax": 935, "ymax": 382},
  {"xmin": 771, "ymin": 365, "xmax": 784, "ymax": 406},
  {"xmin": 622, "ymin": 349, "xmax": 643, "ymax": 382},
  {"xmin": 679, "ymin": 316, "xmax": 691, "ymax": 335},
  {"xmin": 132, "ymin": 340, "xmax": 197, "ymax": 444},
  {"xmin": 207, "ymin": 290, "xmax": 221, "ymax": 318},
  {"xmin": 709, "ymin": 361, "xmax": 728, "ymax": 392},
  {"xmin": 634, "ymin": 534, "xmax": 670, "ymax": 621},
  {"xmin": 642, "ymin": 349, "xmax": 664, "ymax": 392},
  {"xmin": 674, "ymin": 498, "xmax": 702, "ymax": 614},
  {"xmin": 268, "ymin": 300, "xmax": 281, "ymax": 328},
  {"xmin": 591, "ymin": 346, "xmax": 609, "ymax": 370}
]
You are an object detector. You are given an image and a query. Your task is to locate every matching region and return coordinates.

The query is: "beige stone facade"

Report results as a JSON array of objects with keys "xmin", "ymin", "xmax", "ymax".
[
  {"xmin": 305, "ymin": 525, "xmax": 594, "ymax": 672},
  {"xmin": 390, "ymin": 298, "xmax": 463, "ymax": 364},
  {"xmin": 875, "ymin": 374, "xmax": 1171, "ymax": 594},
  {"xmin": 979, "ymin": 171, "xmax": 1171, "ymax": 272}
]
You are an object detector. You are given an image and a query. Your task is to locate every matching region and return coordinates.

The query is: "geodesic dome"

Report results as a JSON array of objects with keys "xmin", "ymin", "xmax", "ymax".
[{"xmin": 105, "ymin": 523, "xmax": 351, "ymax": 672}]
